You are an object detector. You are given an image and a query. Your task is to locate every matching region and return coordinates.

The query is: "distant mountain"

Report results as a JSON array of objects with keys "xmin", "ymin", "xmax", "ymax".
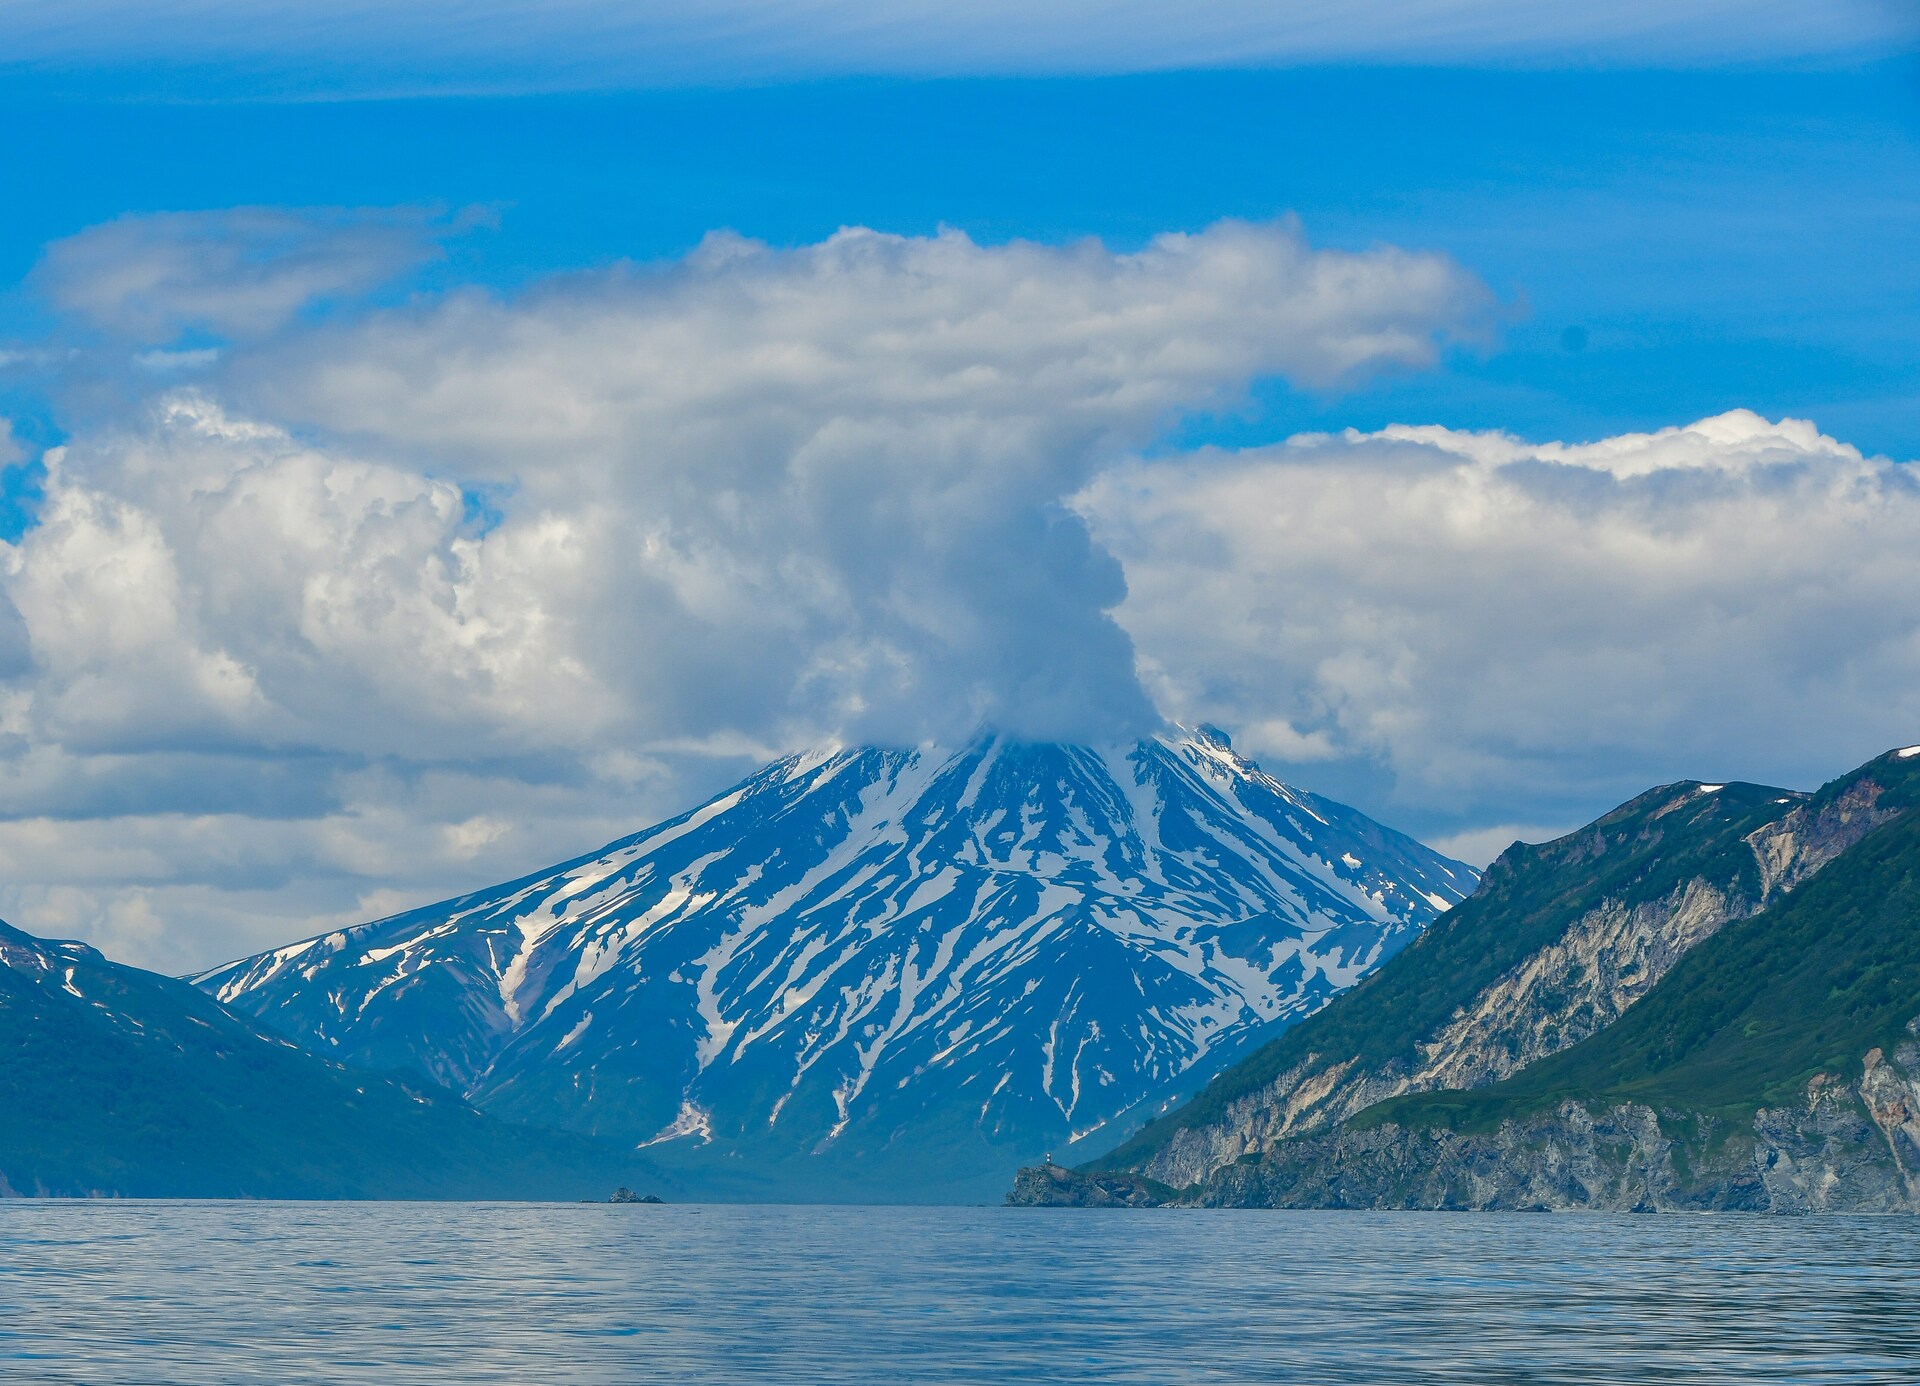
[
  {"xmin": 196, "ymin": 728, "xmax": 1475, "ymax": 1200},
  {"xmin": 1014, "ymin": 746, "xmax": 1920, "ymax": 1212},
  {"xmin": 0, "ymin": 917, "xmax": 662, "ymax": 1199}
]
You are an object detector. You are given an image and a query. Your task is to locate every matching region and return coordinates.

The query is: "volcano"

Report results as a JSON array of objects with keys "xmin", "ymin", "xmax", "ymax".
[{"xmin": 198, "ymin": 728, "xmax": 1474, "ymax": 1199}]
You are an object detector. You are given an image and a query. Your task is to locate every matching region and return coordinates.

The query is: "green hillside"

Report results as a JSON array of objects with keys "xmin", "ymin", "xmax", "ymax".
[
  {"xmin": 0, "ymin": 920, "xmax": 666, "ymax": 1199},
  {"xmin": 1372, "ymin": 764, "xmax": 1920, "ymax": 1132},
  {"xmin": 1092, "ymin": 776, "xmax": 1803, "ymax": 1172}
]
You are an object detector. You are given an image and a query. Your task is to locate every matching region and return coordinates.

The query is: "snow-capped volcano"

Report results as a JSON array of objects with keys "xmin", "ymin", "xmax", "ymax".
[{"xmin": 196, "ymin": 728, "xmax": 1475, "ymax": 1199}]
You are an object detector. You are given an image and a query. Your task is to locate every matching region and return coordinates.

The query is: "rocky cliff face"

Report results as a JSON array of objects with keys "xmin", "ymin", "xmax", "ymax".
[
  {"xmin": 1210, "ymin": 1025, "xmax": 1920, "ymax": 1212},
  {"xmin": 1126, "ymin": 777, "xmax": 1902, "ymax": 1193},
  {"xmin": 1014, "ymin": 1025, "xmax": 1920, "ymax": 1213},
  {"xmin": 1008, "ymin": 1164, "xmax": 1166, "ymax": 1207},
  {"xmin": 1134, "ymin": 872, "xmax": 1745, "ymax": 1189},
  {"xmin": 1747, "ymin": 774, "xmax": 1901, "ymax": 897}
]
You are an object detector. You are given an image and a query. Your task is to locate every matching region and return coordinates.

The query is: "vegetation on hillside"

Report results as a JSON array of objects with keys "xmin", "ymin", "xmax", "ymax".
[
  {"xmin": 1092, "ymin": 779, "xmax": 1801, "ymax": 1170},
  {"xmin": 1368, "ymin": 788, "xmax": 1920, "ymax": 1133},
  {"xmin": 0, "ymin": 922, "xmax": 663, "ymax": 1199}
]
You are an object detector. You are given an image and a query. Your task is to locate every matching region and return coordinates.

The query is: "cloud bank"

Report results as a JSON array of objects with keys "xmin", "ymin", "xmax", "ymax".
[
  {"xmin": 5, "ymin": 206, "xmax": 1917, "ymax": 970},
  {"xmin": 1083, "ymin": 411, "xmax": 1920, "ymax": 842}
]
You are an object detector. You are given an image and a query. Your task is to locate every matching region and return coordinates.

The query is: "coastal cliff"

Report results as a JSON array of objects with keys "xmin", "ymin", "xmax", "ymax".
[
  {"xmin": 1012, "ymin": 747, "xmax": 1920, "ymax": 1213},
  {"xmin": 1014, "ymin": 1031, "xmax": 1920, "ymax": 1212}
]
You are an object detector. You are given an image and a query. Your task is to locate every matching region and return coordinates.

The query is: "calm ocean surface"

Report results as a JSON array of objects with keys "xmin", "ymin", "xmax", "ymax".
[{"xmin": 3, "ymin": 1202, "xmax": 1918, "ymax": 1383}]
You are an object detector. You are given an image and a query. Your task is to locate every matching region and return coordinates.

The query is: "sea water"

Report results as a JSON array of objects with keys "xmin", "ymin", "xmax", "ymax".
[{"xmin": 3, "ymin": 1202, "xmax": 1917, "ymax": 1383}]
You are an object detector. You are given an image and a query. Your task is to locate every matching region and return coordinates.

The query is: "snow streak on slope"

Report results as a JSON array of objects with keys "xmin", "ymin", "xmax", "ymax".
[{"xmin": 197, "ymin": 729, "xmax": 1476, "ymax": 1195}]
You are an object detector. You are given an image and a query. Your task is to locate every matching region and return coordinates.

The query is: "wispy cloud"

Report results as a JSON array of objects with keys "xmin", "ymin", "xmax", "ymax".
[
  {"xmin": 0, "ymin": 0, "xmax": 1910, "ymax": 97},
  {"xmin": 31, "ymin": 206, "xmax": 468, "ymax": 343}
]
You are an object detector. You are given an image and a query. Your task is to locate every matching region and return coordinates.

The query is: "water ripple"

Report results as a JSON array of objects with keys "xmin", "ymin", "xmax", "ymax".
[{"xmin": 2, "ymin": 1203, "xmax": 1917, "ymax": 1383}]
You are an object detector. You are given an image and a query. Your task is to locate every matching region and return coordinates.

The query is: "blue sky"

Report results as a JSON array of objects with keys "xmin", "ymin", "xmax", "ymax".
[
  {"xmin": 6, "ymin": 60, "xmax": 1920, "ymax": 473},
  {"xmin": 2, "ymin": 6, "xmax": 1919, "ymax": 968}
]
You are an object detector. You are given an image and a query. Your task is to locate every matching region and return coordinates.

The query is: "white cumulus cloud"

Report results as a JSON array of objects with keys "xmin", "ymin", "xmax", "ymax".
[
  {"xmin": 1082, "ymin": 409, "xmax": 1920, "ymax": 848},
  {"xmin": 4, "ymin": 207, "xmax": 1916, "ymax": 964},
  {"xmin": 8, "ymin": 207, "xmax": 1917, "ymax": 966},
  {"xmin": 228, "ymin": 219, "xmax": 1492, "ymax": 749}
]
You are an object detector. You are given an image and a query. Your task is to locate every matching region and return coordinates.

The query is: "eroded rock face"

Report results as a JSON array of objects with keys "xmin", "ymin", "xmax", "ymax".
[
  {"xmin": 1133, "ymin": 782, "xmax": 1904, "ymax": 1193},
  {"xmin": 1189, "ymin": 1104, "xmax": 1750, "ymax": 1213},
  {"xmin": 1413, "ymin": 877, "xmax": 1737, "ymax": 1091},
  {"xmin": 1136, "ymin": 873, "xmax": 1748, "ymax": 1190},
  {"xmin": 1132, "ymin": 1054, "xmax": 1370, "ymax": 1191},
  {"xmin": 1746, "ymin": 778, "xmax": 1899, "ymax": 898},
  {"xmin": 1145, "ymin": 1029, "xmax": 1920, "ymax": 1213}
]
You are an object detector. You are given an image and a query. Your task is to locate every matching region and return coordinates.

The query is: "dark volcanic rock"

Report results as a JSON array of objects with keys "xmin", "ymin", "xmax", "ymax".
[{"xmin": 1006, "ymin": 1164, "xmax": 1165, "ymax": 1207}]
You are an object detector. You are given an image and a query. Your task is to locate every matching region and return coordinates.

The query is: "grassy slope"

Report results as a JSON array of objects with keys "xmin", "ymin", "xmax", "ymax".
[
  {"xmin": 0, "ymin": 922, "xmax": 667, "ymax": 1199},
  {"xmin": 1091, "ymin": 778, "xmax": 1799, "ymax": 1172},
  {"xmin": 1368, "ymin": 770, "xmax": 1920, "ymax": 1133}
]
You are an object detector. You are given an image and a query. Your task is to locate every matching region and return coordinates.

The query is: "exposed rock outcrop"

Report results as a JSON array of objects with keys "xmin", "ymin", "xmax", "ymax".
[
  {"xmin": 1006, "ymin": 1164, "xmax": 1164, "ymax": 1207},
  {"xmin": 1746, "ymin": 775, "xmax": 1899, "ymax": 897},
  {"xmin": 1014, "ymin": 1031, "xmax": 1920, "ymax": 1213},
  {"xmin": 1128, "ymin": 775, "xmax": 1905, "ymax": 1193},
  {"xmin": 1135, "ymin": 870, "xmax": 1752, "ymax": 1190}
]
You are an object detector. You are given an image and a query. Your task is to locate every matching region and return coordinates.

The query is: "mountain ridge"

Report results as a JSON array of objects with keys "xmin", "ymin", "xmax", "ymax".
[
  {"xmin": 1013, "ymin": 744, "xmax": 1920, "ymax": 1211},
  {"xmin": 0, "ymin": 916, "xmax": 666, "ymax": 1199}
]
